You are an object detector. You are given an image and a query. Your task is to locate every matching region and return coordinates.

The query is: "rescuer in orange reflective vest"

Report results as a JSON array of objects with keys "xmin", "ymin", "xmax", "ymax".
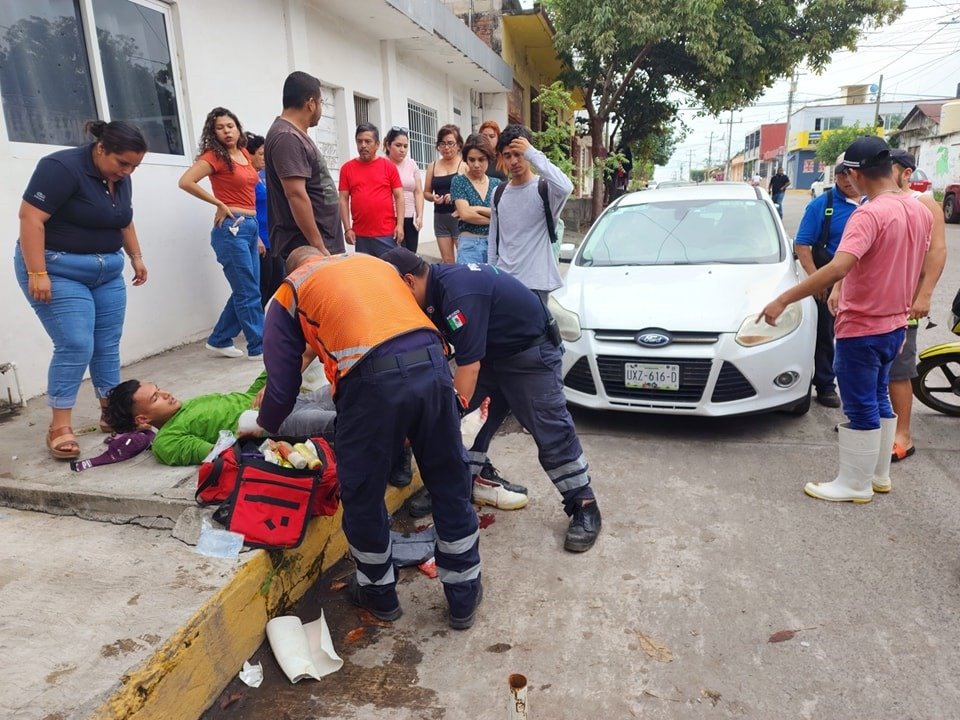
[{"xmin": 252, "ymin": 247, "xmax": 483, "ymax": 629}]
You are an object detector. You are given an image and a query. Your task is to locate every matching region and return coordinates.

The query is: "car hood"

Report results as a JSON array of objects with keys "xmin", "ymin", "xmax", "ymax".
[{"xmin": 555, "ymin": 263, "xmax": 799, "ymax": 333}]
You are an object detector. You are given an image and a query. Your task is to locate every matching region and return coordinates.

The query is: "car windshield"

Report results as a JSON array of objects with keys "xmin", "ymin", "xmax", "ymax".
[
  {"xmin": 578, "ymin": 198, "xmax": 783, "ymax": 267},
  {"xmin": 913, "ymin": 168, "xmax": 929, "ymax": 181}
]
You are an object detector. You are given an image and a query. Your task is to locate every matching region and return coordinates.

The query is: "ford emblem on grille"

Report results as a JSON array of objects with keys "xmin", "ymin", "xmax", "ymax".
[{"xmin": 635, "ymin": 330, "xmax": 672, "ymax": 347}]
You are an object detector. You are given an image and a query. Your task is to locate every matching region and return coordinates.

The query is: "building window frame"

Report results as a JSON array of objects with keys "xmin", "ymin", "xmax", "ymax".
[
  {"xmin": 407, "ymin": 99, "xmax": 438, "ymax": 170},
  {"xmin": 0, "ymin": 0, "xmax": 189, "ymax": 165},
  {"xmin": 814, "ymin": 116, "xmax": 843, "ymax": 131}
]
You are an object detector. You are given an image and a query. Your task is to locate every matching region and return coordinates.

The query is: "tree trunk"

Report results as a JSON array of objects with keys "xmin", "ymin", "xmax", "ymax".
[{"xmin": 590, "ymin": 117, "xmax": 605, "ymax": 222}]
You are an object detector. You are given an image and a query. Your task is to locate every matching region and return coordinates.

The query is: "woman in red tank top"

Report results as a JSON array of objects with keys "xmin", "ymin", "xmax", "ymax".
[{"xmin": 178, "ymin": 107, "xmax": 264, "ymax": 359}]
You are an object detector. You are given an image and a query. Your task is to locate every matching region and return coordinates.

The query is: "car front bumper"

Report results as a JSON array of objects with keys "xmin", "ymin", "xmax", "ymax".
[{"xmin": 560, "ymin": 325, "xmax": 815, "ymax": 417}]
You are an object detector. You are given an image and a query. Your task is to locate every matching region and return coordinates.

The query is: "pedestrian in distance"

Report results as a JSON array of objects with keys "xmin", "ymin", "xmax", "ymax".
[
  {"xmin": 424, "ymin": 124, "xmax": 466, "ymax": 264},
  {"xmin": 383, "ymin": 246, "xmax": 603, "ymax": 553},
  {"xmin": 450, "ymin": 133, "xmax": 501, "ymax": 265},
  {"xmin": 264, "ymin": 71, "xmax": 345, "ymax": 262},
  {"xmin": 14, "ymin": 120, "xmax": 148, "ymax": 459},
  {"xmin": 245, "ymin": 132, "xmax": 285, "ymax": 307},
  {"xmin": 768, "ymin": 166, "xmax": 790, "ymax": 218},
  {"xmin": 338, "ymin": 123, "xmax": 404, "ymax": 258},
  {"xmin": 793, "ymin": 154, "xmax": 862, "ymax": 408},
  {"xmin": 760, "ymin": 136, "xmax": 933, "ymax": 504},
  {"xmin": 179, "ymin": 107, "xmax": 265, "ymax": 361},
  {"xmin": 490, "ymin": 124, "xmax": 573, "ymax": 303},
  {"xmin": 383, "ymin": 126, "xmax": 424, "ymax": 254},
  {"xmin": 249, "ymin": 247, "xmax": 483, "ymax": 630},
  {"xmin": 477, "ymin": 120, "xmax": 507, "ymax": 181},
  {"xmin": 884, "ymin": 148, "xmax": 946, "ymax": 464}
]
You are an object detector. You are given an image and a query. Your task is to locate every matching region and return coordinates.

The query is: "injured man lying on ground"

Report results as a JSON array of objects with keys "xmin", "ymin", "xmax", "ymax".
[{"xmin": 102, "ymin": 371, "xmax": 336, "ymax": 466}]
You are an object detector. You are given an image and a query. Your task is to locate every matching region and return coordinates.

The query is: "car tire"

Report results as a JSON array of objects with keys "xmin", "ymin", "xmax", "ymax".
[
  {"xmin": 783, "ymin": 385, "xmax": 811, "ymax": 416},
  {"xmin": 944, "ymin": 193, "xmax": 960, "ymax": 224}
]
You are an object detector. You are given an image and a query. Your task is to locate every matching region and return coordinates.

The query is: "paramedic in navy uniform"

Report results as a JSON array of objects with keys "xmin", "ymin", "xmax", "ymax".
[{"xmin": 382, "ymin": 247, "xmax": 601, "ymax": 552}]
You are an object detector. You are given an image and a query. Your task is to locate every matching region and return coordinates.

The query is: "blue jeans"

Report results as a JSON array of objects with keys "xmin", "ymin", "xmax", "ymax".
[
  {"xmin": 456, "ymin": 232, "xmax": 488, "ymax": 265},
  {"xmin": 208, "ymin": 216, "xmax": 263, "ymax": 356},
  {"xmin": 834, "ymin": 328, "xmax": 904, "ymax": 430},
  {"xmin": 355, "ymin": 236, "xmax": 396, "ymax": 258},
  {"xmin": 772, "ymin": 191, "xmax": 785, "ymax": 218},
  {"xmin": 14, "ymin": 245, "xmax": 126, "ymax": 409}
]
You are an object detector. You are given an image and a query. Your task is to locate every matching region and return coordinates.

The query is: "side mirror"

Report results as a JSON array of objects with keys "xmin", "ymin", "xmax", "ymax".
[{"xmin": 559, "ymin": 242, "xmax": 576, "ymax": 263}]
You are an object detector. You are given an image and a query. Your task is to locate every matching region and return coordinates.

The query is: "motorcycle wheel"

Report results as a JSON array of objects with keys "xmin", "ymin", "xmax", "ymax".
[{"xmin": 912, "ymin": 353, "xmax": 960, "ymax": 416}]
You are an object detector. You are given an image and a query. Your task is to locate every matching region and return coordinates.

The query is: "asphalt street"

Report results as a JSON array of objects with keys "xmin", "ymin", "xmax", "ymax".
[{"xmin": 207, "ymin": 191, "xmax": 960, "ymax": 720}]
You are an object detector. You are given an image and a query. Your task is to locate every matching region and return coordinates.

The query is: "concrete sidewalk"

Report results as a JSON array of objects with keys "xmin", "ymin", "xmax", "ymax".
[{"xmin": 0, "ymin": 338, "xmax": 421, "ymax": 720}]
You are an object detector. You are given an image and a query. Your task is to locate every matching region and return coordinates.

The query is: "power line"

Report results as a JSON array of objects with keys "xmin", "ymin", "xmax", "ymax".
[{"xmin": 852, "ymin": 23, "xmax": 954, "ymax": 83}]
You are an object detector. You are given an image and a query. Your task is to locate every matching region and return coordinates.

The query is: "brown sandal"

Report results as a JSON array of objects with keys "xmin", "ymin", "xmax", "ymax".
[{"xmin": 47, "ymin": 425, "xmax": 80, "ymax": 460}]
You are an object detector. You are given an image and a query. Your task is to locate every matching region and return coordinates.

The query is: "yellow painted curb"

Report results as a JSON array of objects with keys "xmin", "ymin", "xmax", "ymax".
[{"xmin": 91, "ymin": 478, "xmax": 422, "ymax": 720}]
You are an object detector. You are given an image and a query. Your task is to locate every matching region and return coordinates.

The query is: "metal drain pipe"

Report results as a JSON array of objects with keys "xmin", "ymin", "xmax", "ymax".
[{"xmin": 508, "ymin": 673, "xmax": 528, "ymax": 719}]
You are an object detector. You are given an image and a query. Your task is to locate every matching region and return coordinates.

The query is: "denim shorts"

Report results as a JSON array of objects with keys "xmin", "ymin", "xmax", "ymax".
[
  {"xmin": 888, "ymin": 325, "xmax": 918, "ymax": 381},
  {"xmin": 456, "ymin": 232, "xmax": 488, "ymax": 265},
  {"xmin": 434, "ymin": 213, "xmax": 459, "ymax": 239}
]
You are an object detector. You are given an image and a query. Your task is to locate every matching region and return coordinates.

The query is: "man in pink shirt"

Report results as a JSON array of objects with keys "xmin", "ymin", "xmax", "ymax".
[
  {"xmin": 760, "ymin": 136, "xmax": 932, "ymax": 504},
  {"xmin": 338, "ymin": 123, "xmax": 404, "ymax": 258}
]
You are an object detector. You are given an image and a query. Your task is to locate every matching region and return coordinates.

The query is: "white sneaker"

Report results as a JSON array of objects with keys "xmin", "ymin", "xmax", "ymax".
[
  {"xmin": 205, "ymin": 343, "xmax": 243, "ymax": 358},
  {"xmin": 247, "ymin": 353, "xmax": 264, "ymax": 363},
  {"xmin": 472, "ymin": 477, "xmax": 528, "ymax": 510}
]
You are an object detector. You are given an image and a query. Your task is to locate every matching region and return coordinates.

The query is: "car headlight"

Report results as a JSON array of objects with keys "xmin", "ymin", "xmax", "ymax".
[
  {"xmin": 548, "ymin": 295, "xmax": 582, "ymax": 342},
  {"xmin": 736, "ymin": 302, "xmax": 802, "ymax": 347}
]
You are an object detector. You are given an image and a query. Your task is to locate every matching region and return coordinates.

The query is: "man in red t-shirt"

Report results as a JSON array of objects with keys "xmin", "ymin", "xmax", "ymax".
[
  {"xmin": 338, "ymin": 123, "xmax": 404, "ymax": 258},
  {"xmin": 759, "ymin": 136, "xmax": 932, "ymax": 505}
]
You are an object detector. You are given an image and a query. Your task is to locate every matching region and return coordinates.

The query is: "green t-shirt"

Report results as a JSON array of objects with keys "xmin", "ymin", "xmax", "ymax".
[{"xmin": 151, "ymin": 373, "xmax": 266, "ymax": 466}]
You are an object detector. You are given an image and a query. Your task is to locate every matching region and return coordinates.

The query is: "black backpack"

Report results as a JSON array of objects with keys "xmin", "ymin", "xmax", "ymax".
[
  {"xmin": 492, "ymin": 177, "xmax": 559, "ymax": 251},
  {"xmin": 811, "ymin": 190, "xmax": 833, "ymax": 269}
]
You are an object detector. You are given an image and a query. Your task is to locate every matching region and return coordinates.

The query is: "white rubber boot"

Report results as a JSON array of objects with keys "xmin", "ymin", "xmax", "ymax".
[
  {"xmin": 804, "ymin": 424, "xmax": 880, "ymax": 503},
  {"xmin": 872, "ymin": 415, "xmax": 897, "ymax": 493},
  {"xmin": 472, "ymin": 477, "xmax": 528, "ymax": 510}
]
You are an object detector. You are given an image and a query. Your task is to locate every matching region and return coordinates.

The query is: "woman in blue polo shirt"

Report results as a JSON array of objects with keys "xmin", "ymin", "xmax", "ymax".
[{"xmin": 14, "ymin": 120, "xmax": 148, "ymax": 460}]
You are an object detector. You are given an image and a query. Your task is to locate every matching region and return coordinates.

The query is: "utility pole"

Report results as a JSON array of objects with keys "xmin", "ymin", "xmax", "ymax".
[
  {"xmin": 723, "ymin": 109, "xmax": 735, "ymax": 180},
  {"xmin": 873, "ymin": 74, "xmax": 884, "ymax": 128},
  {"xmin": 688, "ymin": 148, "xmax": 694, "ymax": 181},
  {"xmin": 706, "ymin": 131, "xmax": 714, "ymax": 179},
  {"xmin": 783, "ymin": 69, "xmax": 798, "ymax": 184}
]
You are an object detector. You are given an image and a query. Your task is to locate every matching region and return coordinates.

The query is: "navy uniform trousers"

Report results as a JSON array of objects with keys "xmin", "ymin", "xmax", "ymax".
[
  {"xmin": 466, "ymin": 340, "xmax": 594, "ymax": 515},
  {"xmin": 334, "ymin": 337, "xmax": 480, "ymax": 618}
]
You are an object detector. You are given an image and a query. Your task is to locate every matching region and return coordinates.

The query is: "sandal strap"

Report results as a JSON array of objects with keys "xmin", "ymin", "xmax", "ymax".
[{"xmin": 48, "ymin": 426, "xmax": 79, "ymax": 445}]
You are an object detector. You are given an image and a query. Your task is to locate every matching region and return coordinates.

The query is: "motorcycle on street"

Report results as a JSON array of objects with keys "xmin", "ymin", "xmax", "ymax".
[{"xmin": 912, "ymin": 289, "xmax": 960, "ymax": 417}]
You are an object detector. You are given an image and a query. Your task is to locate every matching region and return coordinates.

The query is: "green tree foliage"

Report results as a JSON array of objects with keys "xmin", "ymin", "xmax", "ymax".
[
  {"xmin": 545, "ymin": 0, "xmax": 905, "ymax": 218},
  {"xmin": 532, "ymin": 82, "xmax": 576, "ymax": 181},
  {"xmin": 814, "ymin": 124, "xmax": 876, "ymax": 165}
]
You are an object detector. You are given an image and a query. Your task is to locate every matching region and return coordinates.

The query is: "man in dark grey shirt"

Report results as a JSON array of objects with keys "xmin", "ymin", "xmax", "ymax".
[{"xmin": 264, "ymin": 71, "xmax": 344, "ymax": 260}]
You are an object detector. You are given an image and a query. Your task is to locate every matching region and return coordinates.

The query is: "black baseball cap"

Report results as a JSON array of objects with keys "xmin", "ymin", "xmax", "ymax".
[
  {"xmin": 381, "ymin": 246, "xmax": 425, "ymax": 275},
  {"xmin": 889, "ymin": 148, "xmax": 917, "ymax": 171},
  {"xmin": 842, "ymin": 136, "xmax": 891, "ymax": 169}
]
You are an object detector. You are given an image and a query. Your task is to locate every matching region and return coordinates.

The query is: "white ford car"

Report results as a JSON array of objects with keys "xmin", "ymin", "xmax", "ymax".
[{"xmin": 550, "ymin": 183, "xmax": 816, "ymax": 417}]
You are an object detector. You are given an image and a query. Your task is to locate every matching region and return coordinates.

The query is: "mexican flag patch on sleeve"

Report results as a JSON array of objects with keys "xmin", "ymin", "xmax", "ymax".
[{"xmin": 446, "ymin": 309, "xmax": 467, "ymax": 331}]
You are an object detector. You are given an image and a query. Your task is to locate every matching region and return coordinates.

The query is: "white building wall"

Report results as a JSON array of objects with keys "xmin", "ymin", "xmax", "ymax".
[
  {"xmin": 0, "ymin": 0, "xmax": 506, "ymax": 400},
  {"xmin": 916, "ymin": 132, "xmax": 960, "ymax": 191}
]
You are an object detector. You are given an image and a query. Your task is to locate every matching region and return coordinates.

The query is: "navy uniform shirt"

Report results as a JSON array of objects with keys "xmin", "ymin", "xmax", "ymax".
[
  {"xmin": 426, "ymin": 263, "xmax": 548, "ymax": 364},
  {"xmin": 22, "ymin": 143, "xmax": 134, "ymax": 254}
]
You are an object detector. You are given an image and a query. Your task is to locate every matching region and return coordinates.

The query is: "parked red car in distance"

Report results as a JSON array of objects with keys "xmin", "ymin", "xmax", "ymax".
[{"xmin": 944, "ymin": 182, "xmax": 960, "ymax": 224}]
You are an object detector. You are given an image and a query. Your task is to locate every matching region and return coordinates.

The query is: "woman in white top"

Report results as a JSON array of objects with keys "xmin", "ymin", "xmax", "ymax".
[{"xmin": 383, "ymin": 126, "xmax": 424, "ymax": 253}]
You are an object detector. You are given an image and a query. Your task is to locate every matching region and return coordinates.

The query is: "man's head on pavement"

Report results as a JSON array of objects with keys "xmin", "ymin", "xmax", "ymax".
[
  {"xmin": 381, "ymin": 247, "xmax": 429, "ymax": 310},
  {"xmin": 890, "ymin": 148, "xmax": 918, "ymax": 189},
  {"xmin": 355, "ymin": 123, "xmax": 380, "ymax": 162},
  {"xmin": 841, "ymin": 136, "xmax": 893, "ymax": 193},
  {"xmin": 282, "ymin": 71, "xmax": 323, "ymax": 126},
  {"xmin": 104, "ymin": 380, "xmax": 182, "ymax": 433},
  {"xmin": 285, "ymin": 245, "xmax": 323, "ymax": 275}
]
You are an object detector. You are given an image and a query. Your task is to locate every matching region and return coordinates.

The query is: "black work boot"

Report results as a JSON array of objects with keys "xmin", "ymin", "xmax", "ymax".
[
  {"xmin": 407, "ymin": 490, "xmax": 433, "ymax": 519},
  {"xmin": 449, "ymin": 582, "xmax": 483, "ymax": 630},
  {"xmin": 479, "ymin": 460, "xmax": 528, "ymax": 495},
  {"xmin": 564, "ymin": 499, "xmax": 601, "ymax": 552},
  {"xmin": 389, "ymin": 446, "xmax": 413, "ymax": 488},
  {"xmin": 346, "ymin": 575, "xmax": 402, "ymax": 622}
]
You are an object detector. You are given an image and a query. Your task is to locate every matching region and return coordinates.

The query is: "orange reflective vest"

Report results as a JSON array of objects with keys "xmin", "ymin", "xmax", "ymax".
[{"xmin": 275, "ymin": 254, "xmax": 439, "ymax": 391}]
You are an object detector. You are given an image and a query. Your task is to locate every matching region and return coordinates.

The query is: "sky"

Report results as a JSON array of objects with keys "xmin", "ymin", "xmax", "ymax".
[{"xmin": 655, "ymin": 0, "xmax": 960, "ymax": 181}]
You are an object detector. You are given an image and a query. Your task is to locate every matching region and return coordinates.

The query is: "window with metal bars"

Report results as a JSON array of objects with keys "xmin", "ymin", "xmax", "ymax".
[
  {"xmin": 407, "ymin": 100, "xmax": 438, "ymax": 170},
  {"xmin": 354, "ymin": 95, "xmax": 371, "ymax": 126}
]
